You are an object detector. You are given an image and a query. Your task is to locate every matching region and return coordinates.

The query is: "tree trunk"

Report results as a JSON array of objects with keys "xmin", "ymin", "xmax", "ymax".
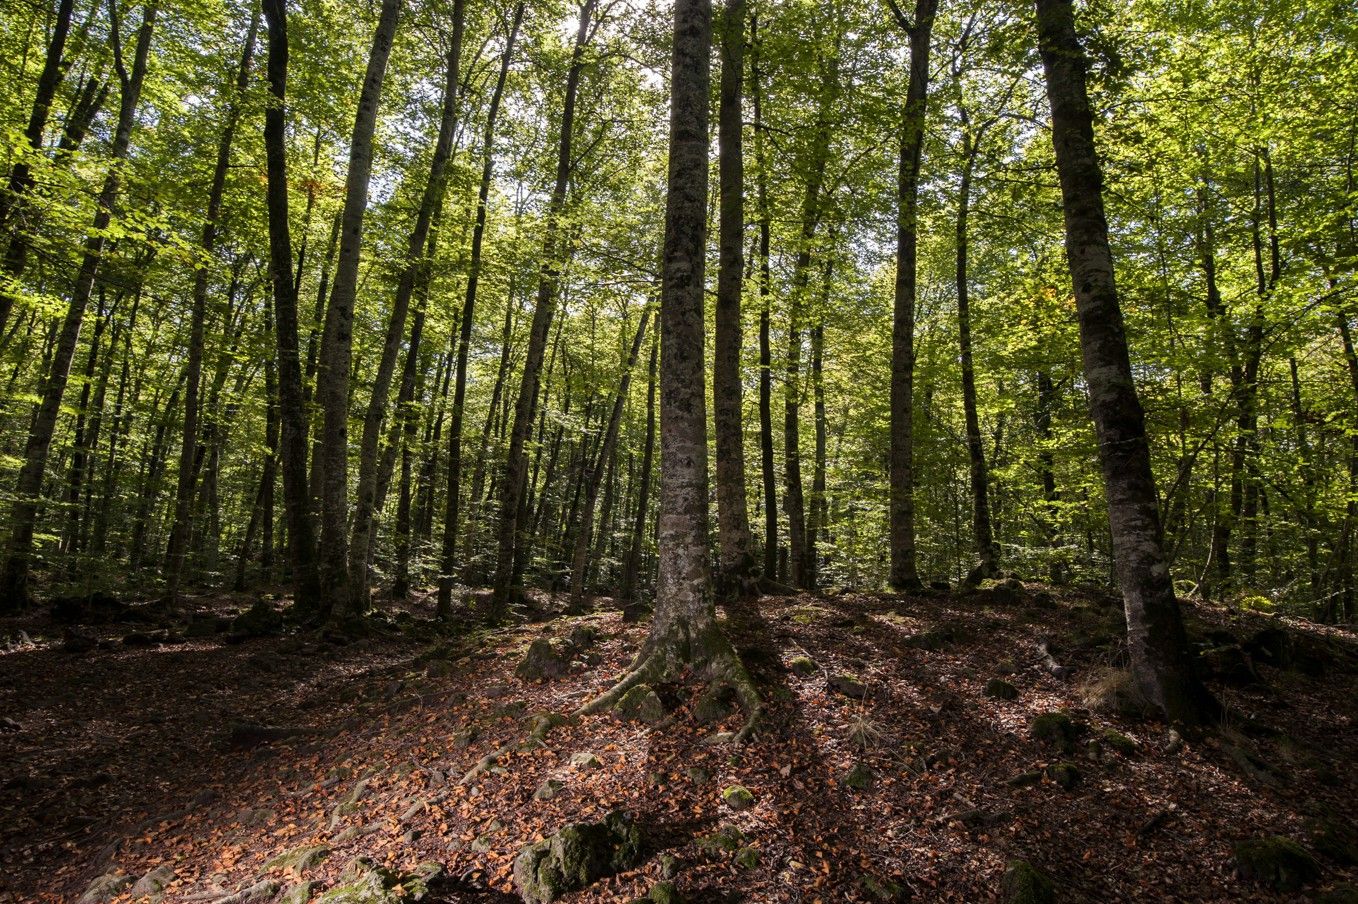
[
  {"xmin": 887, "ymin": 0, "xmax": 936, "ymax": 592},
  {"xmin": 165, "ymin": 7, "xmax": 259, "ymax": 607},
  {"xmin": 1035, "ymin": 0, "xmax": 1212, "ymax": 726},
  {"xmin": 0, "ymin": 1, "xmax": 158, "ymax": 609},
  {"xmin": 435, "ymin": 1, "xmax": 523, "ymax": 616},
  {"xmin": 619, "ymin": 337, "xmax": 658, "ymax": 603},
  {"xmin": 316, "ymin": 0, "xmax": 402, "ymax": 608},
  {"xmin": 713, "ymin": 0, "xmax": 757, "ymax": 598},
  {"xmin": 351, "ymin": 0, "xmax": 462, "ymax": 613},
  {"xmin": 749, "ymin": 14, "xmax": 778, "ymax": 583},
  {"xmin": 489, "ymin": 0, "xmax": 596, "ymax": 618},
  {"xmin": 261, "ymin": 0, "xmax": 322, "ymax": 614}
]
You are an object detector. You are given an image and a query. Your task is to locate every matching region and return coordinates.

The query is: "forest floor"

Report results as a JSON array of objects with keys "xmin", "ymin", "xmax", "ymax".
[{"xmin": 2, "ymin": 582, "xmax": 1357, "ymax": 903}]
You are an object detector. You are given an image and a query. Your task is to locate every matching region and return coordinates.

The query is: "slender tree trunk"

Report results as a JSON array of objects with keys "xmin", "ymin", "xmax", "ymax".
[
  {"xmin": 1036, "ymin": 0, "xmax": 1212, "ymax": 725},
  {"xmin": 436, "ymin": 2, "xmax": 523, "ymax": 616},
  {"xmin": 808, "ymin": 320, "xmax": 827, "ymax": 587},
  {"xmin": 261, "ymin": 0, "xmax": 322, "ymax": 614},
  {"xmin": 0, "ymin": 1, "xmax": 158, "ymax": 609},
  {"xmin": 619, "ymin": 337, "xmax": 658, "ymax": 603},
  {"xmin": 714, "ymin": 0, "xmax": 757, "ymax": 598},
  {"xmin": 316, "ymin": 0, "xmax": 402, "ymax": 608},
  {"xmin": 749, "ymin": 15, "xmax": 777, "ymax": 582},
  {"xmin": 888, "ymin": 0, "xmax": 936, "ymax": 591},
  {"xmin": 61, "ymin": 291, "xmax": 109, "ymax": 559},
  {"xmin": 350, "ymin": 0, "xmax": 462, "ymax": 613},
  {"xmin": 568, "ymin": 309, "xmax": 651, "ymax": 610},
  {"xmin": 464, "ymin": 285, "xmax": 520, "ymax": 574},
  {"xmin": 165, "ymin": 8, "xmax": 259, "ymax": 606},
  {"xmin": 490, "ymin": 0, "xmax": 596, "ymax": 617},
  {"xmin": 1034, "ymin": 368, "xmax": 1065, "ymax": 583}
]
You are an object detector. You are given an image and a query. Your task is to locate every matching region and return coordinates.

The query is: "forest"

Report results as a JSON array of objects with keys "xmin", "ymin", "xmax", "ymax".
[{"xmin": 1, "ymin": 0, "xmax": 1357, "ymax": 901}]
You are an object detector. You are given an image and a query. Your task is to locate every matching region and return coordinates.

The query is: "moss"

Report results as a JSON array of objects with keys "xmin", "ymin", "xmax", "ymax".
[
  {"xmin": 692, "ymin": 685, "xmax": 734, "ymax": 724},
  {"xmin": 1045, "ymin": 762, "xmax": 1081, "ymax": 790},
  {"xmin": 698, "ymin": 824, "xmax": 745, "ymax": 854},
  {"xmin": 513, "ymin": 811, "xmax": 644, "ymax": 904},
  {"xmin": 788, "ymin": 655, "xmax": 817, "ymax": 677},
  {"xmin": 315, "ymin": 863, "xmax": 439, "ymax": 904},
  {"xmin": 1030, "ymin": 711, "xmax": 1077, "ymax": 753},
  {"xmin": 721, "ymin": 785, "xmax": 754, "ymax": 810},
  {"xmin": 535, "ymin": 778, "xmax": 566, "ymax": 801},
  {"xmin": 985, "ymin": 678, "xmax": 1019, "ymax": 701},
  {"xmin": 734, "ymin": 846, "xmax": 760, "ymax": 869},
  {"xmin": 615, "ymin": 684, "xmax": 665, "ymax": 724},
  {"xmin": 516, "ymin": 638, "xmax": 573, "ymax": 680},
  {"xmin": 279, "ymin": 883, "xmax": 316, "ymax": 904},
  {"xmin": 827, "ymin": 674, "xmax": 866, "ymax": 699},
  {"xmin": 1001, "ymin": 859, "xmax": 1055, "ymax": 904},
  {"xmin": 647, "ymin": 881, "xmax": 681, "ymax": 904},
  {"xmin": 266, "ymin": 844, "xmax": 331, "ymax": 874},
  {"xmin": 844, "ymin": 762, "xmax": 874, "ymax": 791},
  {"xmin": 1099, "ymin": 729, "xmax": 1136, "ymax": 756},
  {"xmin": 1315, "ymin": 884, "xmax": 1358, "ymax": 904},
  {"xmin": 1232, "ymin": 836, "xmax": 1320, "ymax": 891}
]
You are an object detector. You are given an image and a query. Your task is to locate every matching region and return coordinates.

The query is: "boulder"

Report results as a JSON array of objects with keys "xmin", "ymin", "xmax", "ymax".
[
  {"xmin": 315, "ymin": 860, "xmax": 443, "ymax": 903},
  {"xmin": 721, "ymin": 785, "xmax": 754, "ymax": 811},
  {"xmin": 230, "ymin": 601, "xmax": 284, "ymax": 640},
  {"xmin": 79, "ymin": 872, "xmax": 133, "ymax": 903},
  {"xmin": 1200, "ymin": 644, "xmax": 1259, "ymax": 686},
  {"xmin": 615, "ymin": 684, "xmax": 665, "ymax": 724},
  {"xmin": 52, "ymin": 591, "xmax": 128, "ymax": 625},
  {"xmin": 1311, "ymin": 815, "xmax": 1358, "ymax": 866},
  {"xmin": 130, "ymin": 865, "xmax": 174, "ymax": 900},
  {"xmin": 1044, "ymin": 762, "xmax": 1081, "ymax": 790},
  {"xmin": 1031, "ymin": 711, "xmax": 1077, "ymax": 753},
  {"xmin": 535, "ymin": 778, "xmax": 567, "ymax": 801},
  {"xmin": 698, "ymin": 824, "xmax": 745, "ymax": 854},
  {"xmin": 570, "ymin": 751, "xmax": 602, "ymax": 770},
  {"xmin": 734, "ymin": 846, "xmax": 760, "ymax": 869},
  {"xmin": 828, "ymin": 673, "xmax": 866, "ymax": 699},
  {"xmin": 279, "ymin": 883, "xmax": 317, "ymax": 904},
  {"xmin": 985, "ymin": 679, "xmax": 1019, "ymax": 701},
  {"xmin": 1233, "ymin": 836, "xmax": 1320, "ymax": 891},
  {"xmin": 788, "ymin": 655, "xmax": 817, "ymax": 678},
  {"xmin": 512, "ymin": 811, "xmax": 644, "ymax": 904},
  {"xmin": 62, "ymin": 626, "xmax": 98, "ymax": 654},
  {"xmin": 516, "ymin": 638, "xmax": 573, "ymax": 680},
  {"xmin": 1001, "ymin": 859, "xmax": 1055, "ymax": 904}
]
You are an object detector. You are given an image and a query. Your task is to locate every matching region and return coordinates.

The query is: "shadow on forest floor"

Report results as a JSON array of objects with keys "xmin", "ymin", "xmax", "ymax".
[{"xmin": 2, "ymin": 582, "xmax": 1357, "ymax": 902}]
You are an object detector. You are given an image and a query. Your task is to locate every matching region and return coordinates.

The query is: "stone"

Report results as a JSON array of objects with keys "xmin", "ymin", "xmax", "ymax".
[
  {"xmin": 516, "ymin": 638, "xmax": 573, "ymax": 680},
  {"xmin": 828, "ymin": 673, "xmax": 866, "ymax": 699},
  {"xmin": 266, "ymin": 844, "xmax": 331, "ymax": 874},
  {"xmin": 315, "ymin": 861, "xmax": 443, "ymax": 904},
  {"xmin": 734, "ymin": 846, "xmax": 760, "ymax": 869},
  {"xmin": 692, "ymin": 686, "xmax": 734, "ymax": 724},
  {"xmin": 698, "ymin": 824, "xmax": 745, "ymax": 854},
  {"xmin": 535, "ymin": 778, "xmax": 567, "ymax": 801},
  {"xmin": 615, "ymin": 684, "xmax": 665, "ymax": 724},
  {"xmin": 230, "ymin": 601, "xmax": 284, "ymax": 640},
  {"xmin": 130, "ymin": 865, "xmax": 174, "ymax": 900},
  {"xmin": 1233, "ymin": 837, "xmax": 1319, "ymax": 891},
  {"xmin": 721, "ymin": 785, "xmax": 754, "ymax": 810},
  {"xmin": 985, "ymin": 678, "xmax": 1019, "ymax": 701},
  {"xmin": 1045, "ymin": 762, "xmax": 1081, "ymax": 790},
  {"xmin": 684, "ymin": 766, "xmax": 710, "ymax": 784},
  {"xmin": 512, "ymin": 811, "xmax": 644, "ymax": 904},
  {"xmin": 788, "ymin": 656, "xmax": 817, "ymax": 677},
  {"xmin": 1199, "ymin": 644, "xmax": 1259, "ymax": 685},
  {"xmin": 1005, "ymin": 770, "xmax": 1043, "ymax": 788},
  {"xmin": 568, "ymin": 623, "xmax": 600, "ymax": 649},
  {"xmin": 472, "ymin": 819, "xmax": 505, "ymax": 853},
  {"xmin": 1099, "ymin": 729, "xmax": 1136, "ymax": 757},
  {"xmin": 279, "ymin": 882, "xmax": 316, "ymax": 904},
  {"xmin": 647, "ymin": 880, "xmax": 681, "ymax": 904},
  {"xmin": 1030, "ymin": 711, "xmax": 1077, "ymax": 753},
  {"xmin": 78, "ymin": 873, "xmax": 133, "ymax": 903},
  {"xmin": 844, "ymin": 762, "xmax": 874, "ymax": 791},
  {"xmin": 452, "ymin": 726, "xmax": 480, "ymax": 749},
  {"xmin": 1001, "ymin": 859, "xmax": 1055, "ymax": 904},
  {"xmin": 570, "ymin": 751, "xmax": 602, "ymax": 770}
]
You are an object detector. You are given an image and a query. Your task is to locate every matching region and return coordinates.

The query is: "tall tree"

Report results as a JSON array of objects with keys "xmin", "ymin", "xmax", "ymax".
[
  {"xmin": 886, "ymin": 0, "xmax": 937, "ymax": 591},
  {"xmin": 0, "ymin": 0, "xmax": 158, "ymax": 609},
  {"xmin": 1036, "ymin": 0, "xmax": 1212, "ymax": 725}
]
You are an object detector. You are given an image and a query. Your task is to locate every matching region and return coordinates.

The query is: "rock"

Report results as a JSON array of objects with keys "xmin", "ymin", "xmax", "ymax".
[
  {"xmin": 516, "ymin": 638, "xmax": 574, "ymax": 680},
  {"xmin": 279, "ymin": 882, "xmax": 316, "ymax": 904},
  {"xmin": 788, "ymin": 655, "xmax": 817, "ymax": 678},
  {"xmin": 78, "ymin": 872, "xmax": 133, "ymax": 903},
  {"xmin": 512, "ymin": 811, "xmax": 644, "ymax": 904},
  {"xmin": 1006, "ymin": 770, "xmax": 1043, "ymax": 788},
  {"xmin": 828, "ymin": 673, "xmax": 866, "ymax": 699},
  {"xmin": 130, "ymin": 865, "xmax": 174, "ymax": 900},
  {"xmin": 230, "ymin": 601, "xmax": 284, "ymax": 640},
  {"xmin": 535, "ymin": 778, "xmax": 567, "ymax": 801},
  {"xmin": 1045, "ymin": 762, "xmax": 1081, "ymax": 790},
  {"xmin": 734, "ymin": 846, "xmax": 760, "ymax": 869},
  {"xmin": 452, "ymin": 726, "xmax": 479, "ymax": 749},
  {"xmin": 266, "ymin": 844, "xmax": 330, "ymax": 874},
  {"xmin": 52, "ymin": 590, "xmax": 128, "ymax": 624},
  {"xmin": 1031, "ymin": 591, "xmax": 1058, "ymax": 610},
  {"xmin": 693, "ymin": 686, "xmax": 735, "ymax": 724},
  {"xmin": 472, "ymin": 819, "xmax": 505, "ymax": 853},
  {"xmin": 698, "ymin": 824, "xmax": 745, "ymax": 854},
  {"xmin": 702, "ymin": 731, "xmax": 736, "ymax": 746},
  {"xmin": 1200, "ymin": 644, "xmax": 1259, "ymax": 685},
  {"xmin": 315, "ymin": 860, "xmax": 443, "ymax": 903},
  {"xmin": 844, "ymin": 762, "xmax": 874, "ymax": 791},
  {"xmin": 216, "ymin": 879, "xmax": 282, "ymax": 904},
  {"xmin": 1233, "ymin": 837, "xmax": 1319, "ymax": 891},
  {"xmin": 615, "ymin": 684, "xmax": 665, "ymax": 724},
  {"xmin": 982, "ymin": 583, "xmax": 1023, "ymax": 605},
  {"xmin": 929, "ymin": 580, "xmax": 952, "ymax": 591},
  {"xmin": 570, "ymin": 751, "xmax": 602, "ymax": 770},
  {"xmin": 567, "ymin": 623, "xmax": 600, "ymax": 649},
  {"xmin": 1030, "ymin": 711, "xmax": 1077, "ymax": 753},
  {"xmin": 1098, "ymin": 729, "xmax": 1136, "ymax": 757},
  {"xmin": 721, "ymin": 785, "xmax": 754, "ymax": 810},
  {"xmin": 684, "ymin": 766, "xmax": 710, "ymax": 784},
  {"xmin": 647, "ymin": 880, "xmax": 681, "ymax": 903},
  {"xmin": 1001, "ymin": 859, "xmax": 1055, "ymax": 904},
  {"xmin": 860, "ymin": 874, "xmax": 911, "ymax": 902},
  {"xmin": 985, "ymin": 678, "xmax": 1019, "ymax": 701}
]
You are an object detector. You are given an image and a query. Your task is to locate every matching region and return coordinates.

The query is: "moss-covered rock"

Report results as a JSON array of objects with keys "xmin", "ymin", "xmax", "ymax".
[
  {"xmin": 78, "ymin": 873, "xmax": 133, "ymax": 903},
  {"xmin": 646, "ymin": 880, "xmax": 681, "ymax": 904},
  {"xmin": 985, "ymin": 678, "xmax": 1019, "ymax": 701},
  {"xmin": 828, "ymin": 674, "xmax": 866, "ymax": 699},
  {"xmin": 693, "ymin": 686, "xmax": 735, "ymax": 724},
  {"xmin": 570, "ymin": 751, "xmax": 602, "ymax": 769},
  {"xmin": 230, "ymin": 601, "xmax": 284, "ymax": 639},
  {"xmin": 1315, "ymin": 884, "xmax": 1358, "ymax": 904},
  {"xmin": 734, "ymin": 846, "xmax": 760, "ymax": 869},
  {"xmin": 1099, "ymin": 729, "xmax": 1136, "ymax": 757},
  {"xmin": 721, "ymin": 785, "xmax": 754, "ymax": 811},
  {"xmin": 698, "ymin": 824, "xmax": 745, "ymax": 854},
  {"xmin": 1001, "ymin": 859, "xmax": 1055, "ymax": 904},
  {"xmin": 279, "ymin": 882, "xmax": 317, "ymax": 904},
  {"xmin": 616, "ymin": 684, "xmax": 665, "ymax": 724},
  {"xmin": 1232, "ymin": 836, "xmax": 1320, "ymax": 891},
  {"xmin": 129, "ymin": 865, "xmax": 174, "ymax": 900},
  {"xmin": 1006, "ymin": 770, "xmax": 1043, "ymax": 788},
  {"xmin": 844, "ymin": 762, "xmax": 874, "ymax": 791},
  {"xmin": 860, "ymin": 874, "xmax": 910, "ymax": 902},
  {"xmin": 535, "ymin": 778, "xmax": 566, "ymax": 801},
  {"xmin": 516, "ymin": 638, "xmax": 573, "ymax": 680},
  {"xmin": 512, "ymin": 811, "xmax": 644, "ymax": 904},
  {"xmin": 266, "ymin": 844, "xmax": 331, "ymax": 874},
  {"xmin": 315, "ymin": 860, "xmax": 442, "ymax": 903},
  {"xmin": 1031, "ymin": 711, "xmax": 1077, "ymax": 753},
  {"xmin": 1045, "ymin": 762, "xmax": 1081, "ymax": 790},
  {"xmin": 788, "ymin": 655, "xmax": 817, "ymax": 677}
]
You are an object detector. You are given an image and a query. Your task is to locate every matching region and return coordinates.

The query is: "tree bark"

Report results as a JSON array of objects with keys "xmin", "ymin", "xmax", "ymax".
[
  {"xmin": 0, "ymin": 1, "xmax": 158, "ymax": 609},
  {"xmin": 1036, "ymin": 0, "xmax": 1212, "ymax": 725},
  {"xmin": 887, "ymin": 0, "xmax": 936, "ymax": 591},
  {"xmin": 316, "ymin": 0, "xmax": 402, "ymax": 608},
  {"xmin": 619, "ymin": 336, "xmax": 658, "ymax": 604},
  {"xmin": 749, "ymin": 13, "xmax": 778, "ymax": 582},
  {"xmin": 261, "ymin": 0, "xmax": 322, "ymax": 614}
]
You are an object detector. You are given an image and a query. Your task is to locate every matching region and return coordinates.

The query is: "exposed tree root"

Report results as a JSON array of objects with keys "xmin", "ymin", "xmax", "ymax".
[{"xmin": 459, "ymin": 710, "xmax": 569, "ymax": 785}]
